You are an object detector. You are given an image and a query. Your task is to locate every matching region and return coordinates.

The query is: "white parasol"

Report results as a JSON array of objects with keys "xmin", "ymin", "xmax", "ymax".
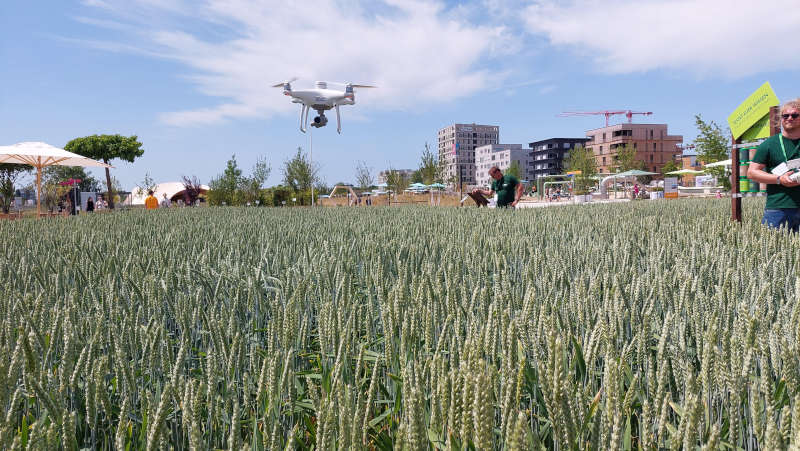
[{"xmin": 0, "ymin": 142, "xmax": 112, "ymax": 216}]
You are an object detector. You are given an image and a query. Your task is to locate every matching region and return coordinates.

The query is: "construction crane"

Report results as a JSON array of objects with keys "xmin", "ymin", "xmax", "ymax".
[{"xmin": 557, "ymin": 110, "xmax": 653, "ymax": 127}]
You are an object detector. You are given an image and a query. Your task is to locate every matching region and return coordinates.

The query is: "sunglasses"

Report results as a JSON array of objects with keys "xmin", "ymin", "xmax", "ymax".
[{"xmin": 782, "ymin": 113, "xmax": 800, "ymax": 120}]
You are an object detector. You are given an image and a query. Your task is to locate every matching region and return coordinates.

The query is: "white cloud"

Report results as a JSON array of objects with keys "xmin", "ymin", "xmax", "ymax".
[
  {"xmin": 81, "ymin": 0, "xmax": 511, "ymax": 126},
  {"xmin": 523, "ymin": 0, "xmax": 800, "ymax": 77}
]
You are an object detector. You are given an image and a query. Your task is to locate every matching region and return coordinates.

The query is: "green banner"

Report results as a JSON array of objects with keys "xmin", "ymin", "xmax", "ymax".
[{"xmin": 728, "ymin": 81, "xmax": 779, "ymax": 139}]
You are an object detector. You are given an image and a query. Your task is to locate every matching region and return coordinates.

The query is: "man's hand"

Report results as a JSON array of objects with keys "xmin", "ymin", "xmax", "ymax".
[
  {"xmin": 779, "ymin": 172, "xmax": 800, "ymax": 187},
  {"xmin": 511, "ymin": 200, "xmax": 518, "ymax": 208}
]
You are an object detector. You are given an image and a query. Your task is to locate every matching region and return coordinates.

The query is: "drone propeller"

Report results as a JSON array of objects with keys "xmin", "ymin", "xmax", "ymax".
[
  {"xmin": 271, "ymin": 77, "xmax": 298, "ymax": 88},
  {"xmin": 327, "ymin": 81, "xmax": 378, "ymax": 89}
]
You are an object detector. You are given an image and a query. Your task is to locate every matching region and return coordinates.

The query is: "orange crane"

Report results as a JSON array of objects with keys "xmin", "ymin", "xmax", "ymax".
[{"xmin": 557, "ymin": 110, "xmax": 653, "ymax": 127}]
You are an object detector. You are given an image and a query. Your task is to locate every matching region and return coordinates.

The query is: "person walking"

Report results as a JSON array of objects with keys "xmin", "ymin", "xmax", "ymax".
[
  {"xmin": 86, "ymin": 196, "xmax": 95, "ymax": 213},
  {"xmin": 144, "ymin": 190, "xmax": 159, "ymax": 210},
  {"xmin": 160, "ymin": 193, "xmax": 171, "ymax": 208},
  {"xmin": 748, "ymin": 99, "xmax": 800, "ymax": 231},
  {"xmin": 471, "ymin": 166, "xmax": 523, "ymax": 208}
]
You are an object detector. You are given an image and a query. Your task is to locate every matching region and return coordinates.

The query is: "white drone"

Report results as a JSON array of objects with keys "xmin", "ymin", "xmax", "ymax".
[{"xmin": 272, "ymin": 78, "xmax": 376, "ymax": 133}]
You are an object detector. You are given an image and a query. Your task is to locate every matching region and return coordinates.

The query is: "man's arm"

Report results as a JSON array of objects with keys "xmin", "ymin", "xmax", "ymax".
[
  {"xmin": 511, "ymin": 182, "xmax": 523, "ymax": 207},
  {"xmin": 472, "ymin": 187, "xmax": 494, "ymax": 197},
  {"xmin": 748, "ymin": 162, "xmax": 800, "ymax": 187}
]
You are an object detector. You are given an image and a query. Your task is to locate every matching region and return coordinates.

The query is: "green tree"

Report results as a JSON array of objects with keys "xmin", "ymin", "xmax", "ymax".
[
  {"xmin": 0, "ymin": 164, "xmax": 32, "ymax": 213},
  {"xmin": 565, "ymin": 145, "xmax": 597, "ymax": 194},
  {"xmin": 283, "ymin": 148, "xmax": 319, "ymax": 192},
  {"xmin": 134, "ymin": 172, "xmax": 157, "ymax": 197},
  {"xmin": 693, "ymin": 114, "xmax": 731, "ymax": 190},
  {"xmin": 418, "ymin": 142, "xmax": 443, "ymax": 184},
  {"xmin": 506, "ymin": 161, "xmax": 522, "ymax": 179},
  {"xmin": 64, "ymin": 134, "xmax": 144, "ymax": 209},
  {"xmin": 614, "ymin": 144, "xmax": 646, "ymax": 172},
  {"xmin": 354, "ymin": 161, "xmax": 374, "ymax": 189},
  {"xmin": 208, "ymin": 155, "xmax": 271, "ymax": 206},
  {"xmin": 239, "ymin": 157, "xmax": 271, "ymax": 205},
  {"xmin": 43, "ymin": 166, "xmax": 100, "ymax": 192},
  {"xmin": 661, "ymin": 159, "xmax": 681, "ymax": 176},
  {"xmin": 410, "ymin": 169, "xmax": 423, "ymax": 184},
  {"xmin": 315, "ymin": 178, "xmax": 331, "ymax": 196},
  {"xmin": 208, "ymin": 155, "xmax": 243, "ymax": 206},
  {"xmin": 386, "ymin": 168, "xmax": 410, "ymax": 194}
]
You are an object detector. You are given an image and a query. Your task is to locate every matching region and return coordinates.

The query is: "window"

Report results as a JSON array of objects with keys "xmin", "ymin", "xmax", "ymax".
[
  {"xmin": 564, "ymin": 143, "xmax": 571, "ymax": 148},
  {"xmin": 599, "ymin": 145, "xmax": 603, "ymax": 153},
  {"xmin": 653, "ymin": 143, "xmax": 657, "ymax": 151},
  {"xmin": 602, "ymin": 157, "xmax": 606, "ymax": 164},
  {"xmin": 602, "ymin": 133, "xmax": 606, "ymax": 140},
  {"xmin": 650, "ymin": 154, "xmax": 653, "ymax": 162},
  {"xmin": 650, "ymin": 130, "xmax": 654, "ymax": 138}
]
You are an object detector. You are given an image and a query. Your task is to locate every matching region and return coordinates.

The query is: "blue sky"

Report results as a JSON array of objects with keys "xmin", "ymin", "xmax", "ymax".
[{"xmin": 2, "ymin": 0, "xmax": 798, "ymax": 190}]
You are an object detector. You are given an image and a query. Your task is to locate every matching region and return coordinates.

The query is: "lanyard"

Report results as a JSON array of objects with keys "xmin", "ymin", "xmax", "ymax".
[{"xmin": 779, "ymin": 135, "xmax": 800, "ymax": 162}]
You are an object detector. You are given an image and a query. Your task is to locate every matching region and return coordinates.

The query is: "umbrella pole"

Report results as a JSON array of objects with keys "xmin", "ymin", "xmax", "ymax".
[{"xmin": 36, "ymin": 165, "xmax": 42, "ymax": 217}]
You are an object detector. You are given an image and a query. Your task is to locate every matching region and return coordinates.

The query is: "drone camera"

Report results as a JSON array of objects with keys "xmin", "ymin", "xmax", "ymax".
[{"xmin": 312, "ymin": 114, "xmax": 328, "ymax": 127}]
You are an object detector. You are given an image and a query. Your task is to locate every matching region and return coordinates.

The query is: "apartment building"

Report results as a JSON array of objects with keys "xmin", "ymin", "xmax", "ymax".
[
  {"xmin": 585, "ymin": 123, "xmax": 683, "ymax": 173},
  {"xmin": 437, "ymin": 123, "xmax": 499, "ymax": 187},
  {"xmin": 377, "ymin": 169, "xmax": 415, "ymax": 185},
  {"xmin": 529, "ymin": 138, "xmax": 591, "ymax": 179},
  {"xmin": 475, "ymin": 144, "xmax": 528, "ymax": 187}
]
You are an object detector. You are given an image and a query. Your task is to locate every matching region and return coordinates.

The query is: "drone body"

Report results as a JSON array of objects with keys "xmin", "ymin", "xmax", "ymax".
[{"xmin": 273, "ymin": 79, "xmax": 375, "ymax": 133}]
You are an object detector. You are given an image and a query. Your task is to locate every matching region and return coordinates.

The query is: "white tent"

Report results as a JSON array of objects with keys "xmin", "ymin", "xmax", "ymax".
[{"xmin": 0, "ymin": 142, "xmax": 111, "ymax": 215}]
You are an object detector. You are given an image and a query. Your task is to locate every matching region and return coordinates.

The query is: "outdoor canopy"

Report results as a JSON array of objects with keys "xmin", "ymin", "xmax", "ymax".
[
  {"xmin": 666, "ymin": 169, "xmax": 706, "ymax": 175},
  {"xmin": 704, "ymin": 159, "xmax": 732, "ymax": 168},
  {"xmin": 614, "ymin": 169, "xmax": 659, "ymax": 177},
  {"xmin": 0, "ymin": 142, "xmax": 112, "ymax": 215}
]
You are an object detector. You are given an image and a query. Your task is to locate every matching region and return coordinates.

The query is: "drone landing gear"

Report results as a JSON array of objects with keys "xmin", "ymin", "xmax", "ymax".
[
  {"xmin": 298, "ymin": 106, "xmax": 340, "ymax": 134},
  {"xmin": 299, "ymin": 105, "xmax": 311, "ymax": 133}
]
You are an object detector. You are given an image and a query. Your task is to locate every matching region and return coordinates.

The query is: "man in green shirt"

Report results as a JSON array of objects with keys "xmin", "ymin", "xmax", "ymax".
[
  {"xmin": 749, "ymin": 99, "xmax": 800, "ymax": 231},
  {"xmin": 472, "ymin": 166, "xmax": 523, "ymax": 208}
]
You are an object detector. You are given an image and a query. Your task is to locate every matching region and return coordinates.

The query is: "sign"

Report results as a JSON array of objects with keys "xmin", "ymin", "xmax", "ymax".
[
  {"xmin": 740, "ymin": 115, "xmax": 770, "ymax": 142},
  {"xmin": 727, "ymin": 81, "xmax": 779, "ymax": 140},
  {"xmin": 664, "ymin": 177, "xmax": 679, "ymax": 198}
]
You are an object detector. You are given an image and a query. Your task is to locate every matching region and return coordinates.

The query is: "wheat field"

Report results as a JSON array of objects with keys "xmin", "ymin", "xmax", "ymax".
[{"xmin": 1, "ymin": 198, "xmax": 798, "ymax": 450}]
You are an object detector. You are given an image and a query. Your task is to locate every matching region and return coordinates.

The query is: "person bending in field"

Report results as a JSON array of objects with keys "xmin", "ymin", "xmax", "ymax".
[
  {"xmin": 471, "ymin": 166, "xmax": 523, "ymax": 208},
  {"xmin": 144, "ymin": 190, "xmax": 159, "ymax": 210},
  {"xmin": 748, "ymin": 98, "xmax": 800, "ymax": 231}
]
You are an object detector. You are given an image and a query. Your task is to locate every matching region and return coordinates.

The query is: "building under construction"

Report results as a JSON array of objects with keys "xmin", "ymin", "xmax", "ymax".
[{"xmin": 584, "ymin": 123, "xmax": 683, "ymax": 173}]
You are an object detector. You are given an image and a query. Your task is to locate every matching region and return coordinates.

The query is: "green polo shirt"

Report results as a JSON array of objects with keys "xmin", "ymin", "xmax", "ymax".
[
  {"xmin": 752, "ymin": 134, "xmax": 800, "ymax": 209},
  {"xmin": 491, "ymin": 174, "xmax": 519, "ymax": 207}
]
